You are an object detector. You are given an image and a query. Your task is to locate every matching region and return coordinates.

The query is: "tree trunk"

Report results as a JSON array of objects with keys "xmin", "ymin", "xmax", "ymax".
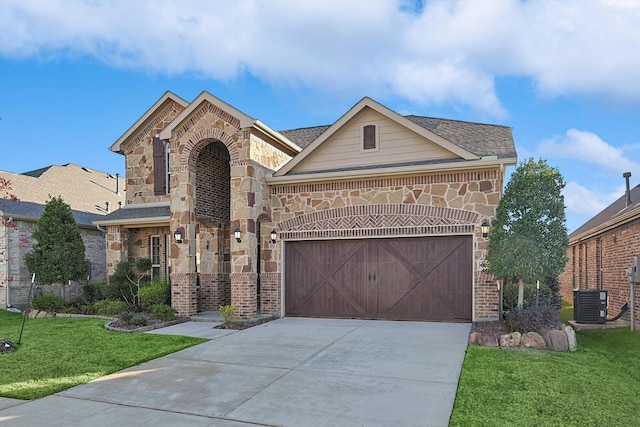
[{"xmin": 518, "ymin": 279, "xmax": 525, "ymax": 309}]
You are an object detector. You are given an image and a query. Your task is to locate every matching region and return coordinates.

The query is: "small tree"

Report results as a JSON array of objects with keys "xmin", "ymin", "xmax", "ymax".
[
  {"xmin": 485, "ymin": 158, "xmax": 568, "ymax": 309},
  {"xmin": 24, "ymin": 196, "xmax": 90, "ymax": 296},
  {"xmin": 108, "ymin": 259, "xmax": 152, "ymax": 308}
]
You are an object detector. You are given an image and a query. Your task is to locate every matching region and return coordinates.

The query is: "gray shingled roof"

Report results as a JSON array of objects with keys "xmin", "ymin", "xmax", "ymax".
[
  {"xmin": 279, "ymin": 116, "xmax": 515, "ymax": 158},
  {"xmin": 570, "ymin": 184, "xmax": 640, "ymax": 239},
  {"xmin": 96, "ymin": 204, "xmax": 170, "ymax": 222},
  {"xmin": 0, "ymin": 198, "xmax": 103, "ymax": 227}
]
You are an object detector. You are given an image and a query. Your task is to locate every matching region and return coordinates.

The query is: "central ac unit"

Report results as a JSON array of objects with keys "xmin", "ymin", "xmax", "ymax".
[{"xmin": 573, "ymin": 289, "xmax": 607, "ymax": 324}]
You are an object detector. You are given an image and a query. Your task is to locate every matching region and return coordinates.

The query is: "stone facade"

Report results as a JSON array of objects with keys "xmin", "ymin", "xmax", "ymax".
[{"xmin": 100, "ymin": 91, "xmax": 515, "ymax": 321}]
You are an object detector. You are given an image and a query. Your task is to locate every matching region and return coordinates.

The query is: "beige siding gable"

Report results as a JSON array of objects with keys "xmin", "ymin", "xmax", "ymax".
[{"xmin": 289, "ymin": 108, "xmax": 459, "ymax": 174}]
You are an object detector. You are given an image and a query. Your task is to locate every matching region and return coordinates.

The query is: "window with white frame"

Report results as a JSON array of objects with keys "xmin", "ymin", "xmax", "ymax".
[{"xmin": 151, "ymin": 235, "xmax": 161, "ymax": 278}]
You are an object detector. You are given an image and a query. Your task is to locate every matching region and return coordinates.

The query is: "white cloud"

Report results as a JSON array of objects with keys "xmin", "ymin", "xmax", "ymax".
[
  {"xmin": 1, "ymin": 0, "xmax": 639, "ymax": 116},
  {"xmin": 563, "ymin": 181, "xmax": 621, "ymax": 217},
  {"xmin": 538, "ymin": 129, "xmax": 640, "ymax": 174}
]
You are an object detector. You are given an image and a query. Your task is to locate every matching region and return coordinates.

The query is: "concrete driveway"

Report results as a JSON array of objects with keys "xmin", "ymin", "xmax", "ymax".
[{"xmin": 0, "ymin": 318, "xmax": 470, "ymax": 427}]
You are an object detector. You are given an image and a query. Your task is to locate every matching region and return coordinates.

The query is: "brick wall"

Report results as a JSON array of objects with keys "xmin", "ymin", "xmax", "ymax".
[
  {"xmin": 560, "ymin": 218, "xmax": 640, "ymax": 327},
  {"xmin": 195, "ymin": 142, "xmax": 230, "ymax": 223}
]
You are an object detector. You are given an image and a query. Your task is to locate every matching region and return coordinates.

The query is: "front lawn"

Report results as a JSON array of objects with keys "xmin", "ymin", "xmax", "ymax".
[
  {"xmin": 451, "ymin": 327, "xmax": 640, "ymax": 426},
  {"xmin": 0, "ymin": 310, "xmax": 206, "ymax": 400}
]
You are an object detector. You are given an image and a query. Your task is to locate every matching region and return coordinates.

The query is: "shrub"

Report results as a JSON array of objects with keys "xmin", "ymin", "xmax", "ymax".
[
  {"xmin": 119, "ymin": 310, "xmax": 134, "ymax": 323},
  {"xmin": 139, "ymin": 279, "xmax": 171, "ymax": 311},
  {"xmin": 31, "ymin": 292, "xmax": 69, "ymax": 312},
  {"xmin": 151, "ymin": 304, "xmax": 176, "ymax": 322},
  {"xmin": 92, "ymin": 300, "xmax": 128, "ymax": 316},
  {"xmin": 219, "ymin": 305, "xmax": 236, "ymax": 324},
  {"xmin": 504, "ymin": 305, "xmax": 561, "ymax": 334},
  {"xmin": 82, "ymin": 282, "xmax": 104, "ymax": 303},
  {"xmin": 81, "ymin": 304, "xmax": 97, "ymax": 315},
  {"xmin": 130, "ymin": 314, "xmax": 148, "ymax": 326}
]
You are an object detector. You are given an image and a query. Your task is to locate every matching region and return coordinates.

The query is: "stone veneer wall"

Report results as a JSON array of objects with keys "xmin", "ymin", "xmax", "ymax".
[
  {"xmin": 560, "ymin": 219, "xmax": 640, "ymax": 327},
  {"xmin": 270, "ymin": 169, "xmax": 503, "ymax": 320}
]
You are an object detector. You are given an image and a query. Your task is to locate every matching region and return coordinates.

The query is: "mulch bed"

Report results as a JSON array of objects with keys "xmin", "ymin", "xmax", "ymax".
[{"xmin": 214, "ymin": 316, "xmax": 276, "ymax": 330}]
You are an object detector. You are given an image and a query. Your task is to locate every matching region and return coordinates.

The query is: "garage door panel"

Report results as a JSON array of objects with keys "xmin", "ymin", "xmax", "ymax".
[{"xmin": 285, "ymin": 236, "xmax": 472, "ymax": 322}]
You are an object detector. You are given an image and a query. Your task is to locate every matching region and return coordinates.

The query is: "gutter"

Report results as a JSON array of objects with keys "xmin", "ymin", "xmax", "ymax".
[{"xmin": 569, "ymin": 207, "xmax": 640, "ymax": 244}]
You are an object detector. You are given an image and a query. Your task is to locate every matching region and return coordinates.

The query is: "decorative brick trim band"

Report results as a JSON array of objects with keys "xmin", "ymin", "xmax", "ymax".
[
  {"xmin": 128, "ymin": 101, "xmax": 183, "ymax": 149},
  {"xmin": 170, "ymin": 273, "xmax": 197, "ymax": 284},
  {"xmin": 175, "ymin": 102, "xmax": 241, "ymax": 140},
  {"xmin": 230, "ymin": 272, "xmax": 259, "ymax": 282},
  {"xmin": 271, "ymin": 170, "xmax": 498, "ymax": 194},
  {"xmin": 259, "ymin": 272, "xmax": 281, "ymax": 283},
  {"xmin": 181, "ymin": 128, "xmax": 239, "ymax": 165},
  {"xmin": 279, "ymin": 204, "xmax": 480, "ymax": 231}
]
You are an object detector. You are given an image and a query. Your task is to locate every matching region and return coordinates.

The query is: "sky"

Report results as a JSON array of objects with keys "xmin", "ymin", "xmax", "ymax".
[{"xmin": 1, "ymin": 0, "xmax": 639, "ymax": 233}]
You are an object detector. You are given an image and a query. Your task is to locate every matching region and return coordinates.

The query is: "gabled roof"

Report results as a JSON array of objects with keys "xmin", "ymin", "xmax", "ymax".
[
  {"xmin": 111, "ymin": 91, "xmax": 189, "ymax": 153},
  {"xmin": 0, "ymin": 164, "xmax": 124, "ymax": 215},
  {"xmin": 0, "ymin": 198, "xmax": 103, "ymax": 227},
  {"xmin": 570, "ymin": 183, "xmax": 640, "ymax": 242},
  {"xmin": 93, "ymin": 202, "xmax": 170, "ymax": 227},
  {"xmin": 274, "ymin": 97, "xmax": 512, "ymax": 177}
]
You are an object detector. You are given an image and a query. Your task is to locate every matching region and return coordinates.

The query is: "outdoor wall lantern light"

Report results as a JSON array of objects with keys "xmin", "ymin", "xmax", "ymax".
[
  {"xmin": 234, "ymin": 228, "xmax": 242, "ymax": 243},
  {"xmin": 174, "ymin": 228, "xmax": 183, "ymax": 243},
  {"xmin": 270, "ymin": 229, "xmax": 277, "ymax": 244},
  {"xmin": 481, "ymin": 221, "xmax": 490, "ymax": 238}
]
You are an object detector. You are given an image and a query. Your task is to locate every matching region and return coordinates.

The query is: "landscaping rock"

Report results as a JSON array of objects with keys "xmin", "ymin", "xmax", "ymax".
[
  {"xmin": 521, "ymin": 332, "xmax": 547, "ymax": 349},
  {"xmin": 545, "ymin": 329, "xmax": 569, "ymax": 352},
  {"xmin": 468, "ymin": 331, "xmax": 479, "ymax": 345},
  {"xmin": 477, "ymin": 333, "xmax": 499, "ymax": 347},
  {"xmin": 564, "ymin": 325, "xmax": 577, "ymax": 351},
  {"xmin": 27, "ymin": 309, "xmax": 56, "ymax": 319},
  {"xmin": 499, "ymin": 331, "xmax": 522, "ymax": 347}
]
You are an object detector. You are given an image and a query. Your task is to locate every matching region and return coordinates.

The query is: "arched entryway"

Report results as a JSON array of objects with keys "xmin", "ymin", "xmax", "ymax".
[{"xmin": 194, "ymin": 140, "xmax": 231, "ymax": 311}]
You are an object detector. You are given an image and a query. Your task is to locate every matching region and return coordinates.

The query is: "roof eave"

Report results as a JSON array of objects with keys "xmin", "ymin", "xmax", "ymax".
[
  {"xmin": 569, "ymin": 207, "xmax": 640, "ymax": 244},
  {"xmin": 93, "ymin": 216, "xmax": 170, "ymax": 228}
]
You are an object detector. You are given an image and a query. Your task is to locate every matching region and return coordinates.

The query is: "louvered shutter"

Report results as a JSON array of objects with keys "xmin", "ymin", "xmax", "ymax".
[
  {"xmin": 363, "ymin": 125, "xmax": 376, "ymax": 150},
  {"xmin": 152, "ymin": 137, "xmax": 166, "ymax": 195}
]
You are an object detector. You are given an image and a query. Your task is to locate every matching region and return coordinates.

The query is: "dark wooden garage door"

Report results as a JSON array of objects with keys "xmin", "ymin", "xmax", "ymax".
[{"xmin": 285, "ymin": 236, "xmax": 472, "ymax": 322}]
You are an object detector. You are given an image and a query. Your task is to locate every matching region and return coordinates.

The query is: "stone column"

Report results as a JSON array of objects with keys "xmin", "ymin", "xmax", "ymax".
[{"xmin": 106, "ymin": 225, "xmax": 128, "ymax": 277}]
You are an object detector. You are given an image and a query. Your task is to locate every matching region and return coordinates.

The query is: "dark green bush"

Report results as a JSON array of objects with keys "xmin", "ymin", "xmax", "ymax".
[
  {"xmin": 504, "ymin": 305, "xmax": 561, "ymax": 334},
  {"xmin": 138, "ymin": 279, "xmax": 171, "ymax": 311},
  {"xmin": 92, "ymin": 300, "xmax": 128, "ymax": 316},
  {"xmin": 130, "ymin": 314, "xmax": 148, "ymax": 326},
  {"xmin": 82, "ymin": 282, "xmax": 104, "ymax": 303},
  {"xmin": 30, "ymin": 292, "xmax": 69, "ymax": 312},
  {"xmin": 119, "ymin": 310, "xmax": 134, "ymax": 323},
  {"xmin": 81, "ymin": 304, "xmax": 97, "ymax": 315},
  {"xmin": 151, "ymin": 304, "xmax": 176, "ymax": 321}
]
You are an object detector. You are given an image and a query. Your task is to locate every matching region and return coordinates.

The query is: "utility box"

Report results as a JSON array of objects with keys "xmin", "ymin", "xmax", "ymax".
[{"xmin": 574, "ymin": 289, "xmax": 607, "ymax": 324}]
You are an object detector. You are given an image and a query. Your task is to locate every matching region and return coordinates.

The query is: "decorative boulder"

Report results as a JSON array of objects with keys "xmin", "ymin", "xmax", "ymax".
[
  {"xmin": 521, "ymin": 332, "xmax": 547, "ymax": 349},
  {"xmin": 468, "ymin": 331, "xmax": 479, "ymax": 345},
  {"xmin": 564, "ymin": 325, "xmax": 577, "ymax": 351},
  {"xmin": 499, "ymin": 332, "xmax": 522, "ymax": 347},
  {"xmin": 477, "ymin": 333, "xmax": 499, "ymax": 347},
  {"xmin": 545, "ymin": 329, "xmax": 569, "ymax": 352}
]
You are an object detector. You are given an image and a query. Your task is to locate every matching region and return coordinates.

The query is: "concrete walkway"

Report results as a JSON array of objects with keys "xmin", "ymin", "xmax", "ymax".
[{"xmin": 0, "ymin": 318, "xmax": 470, "ymax": 427}]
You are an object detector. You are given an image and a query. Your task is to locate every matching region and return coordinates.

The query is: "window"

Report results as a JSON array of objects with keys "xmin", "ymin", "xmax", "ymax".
[{"xmin": 151, "ymin": 236, "xmax": 161, "ymax": 278}]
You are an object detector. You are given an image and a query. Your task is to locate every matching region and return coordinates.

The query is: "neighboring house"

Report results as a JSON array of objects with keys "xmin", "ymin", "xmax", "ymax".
[
  {"xmin": 96, "ymin": 91, "xmax": 517, "ymax": 322},
  {"xmin": 0, "ymin": 164, "xmax": 125, "ymax": 309},
  {"xmin": 559, "ymin": 175, "xmax": 640, "ymax": 328}
]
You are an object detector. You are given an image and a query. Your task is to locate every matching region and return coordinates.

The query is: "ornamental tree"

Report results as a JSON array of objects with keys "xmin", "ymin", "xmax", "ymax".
[
  {"xmin": 24, "ymin": 196, "xmax": 90, "ymax": 294},
  {"xmin": 485, "ymin": 158, "xmax": 568, "ymax": 308}
]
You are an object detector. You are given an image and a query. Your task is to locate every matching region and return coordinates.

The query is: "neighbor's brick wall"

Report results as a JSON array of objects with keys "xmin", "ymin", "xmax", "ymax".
[
  {"xmin": 560, "ymin": 219, "xmax": 640, "ymax": 327},
  {"xmin": 3, "ymin": 219, "xmax": 107, "ymax": 309}
]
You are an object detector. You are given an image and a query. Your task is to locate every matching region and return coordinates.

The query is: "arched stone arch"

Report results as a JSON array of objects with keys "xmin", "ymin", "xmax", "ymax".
[
  {"xmin": 278, "ymin": 204, "xmax": 482, "ymax": 240},
  {"xmin": 180, "ymin": 128, "xmax": 240, "ymax": 168}
]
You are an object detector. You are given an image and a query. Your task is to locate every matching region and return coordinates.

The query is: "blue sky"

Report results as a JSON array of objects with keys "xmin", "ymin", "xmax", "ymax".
[{"xmin": 1, "ymin": 0, "xmax": 639, "ymax": 233}]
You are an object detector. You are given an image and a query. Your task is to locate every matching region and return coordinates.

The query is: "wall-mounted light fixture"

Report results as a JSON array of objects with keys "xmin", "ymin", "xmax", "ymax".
[
  {"xmin": 174, "ymin": 227, "xmax": 184, "ymax": 243},
  {"xmin": 270, "ymin": 229, "xmax": 277, "ymax": 244},
  {"xmin": 481, "ymin": 221, "xmax": 491, "ymax": 238},
  {"xmin": 234, "ymin": 228, "xmax": 242, "ymax": 243}
]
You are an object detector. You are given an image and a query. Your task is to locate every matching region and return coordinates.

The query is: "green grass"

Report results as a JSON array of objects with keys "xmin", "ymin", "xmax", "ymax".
[
  {"xmin": 0, "ymin": 310, "xmax": 206, "ymax": 400},
  {"xmin": 559, "ymin": 300, "xmax": 573, "ymax": 323},
  {"xmin": 450, "ymin": 328, "xmax": 640, "ymax": 426}
]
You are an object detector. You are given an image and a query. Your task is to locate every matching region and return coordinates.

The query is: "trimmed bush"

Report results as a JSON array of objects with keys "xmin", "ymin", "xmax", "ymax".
[
  {"xmin": 138, "ymin": 279, "xmax": 171, "ymax": 311},
  {"xmin": 92, "ymin": 299, "xmax": 128, "ymax": 316},
  {"xmin": 81, "ymin": 304, "xmax": 98, "ymax": 315},
  {"xmin": 31, "ymin": 292, "xmax": 69, "ymax": 312},
  {"xmin": 82, "ymin": 282, "xmax": 104, "ymax": 303},
  {"xmin": 119, "ymin": 310, "xmax": 134, "ymax": 323},
  {"xmin": 219, "ymin": 305, "xmax": 236, "ymax": 324},
  {"xmin": 504, "ymin": 305, "xmax": 561, "ymax": 334},
  {"xmin": 151, "ymin": 304, "xmax": 176, "ymax": 322},
  {"xmin": 130, "ymin": 314, "xmax": 148, "ymax": 326}
]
